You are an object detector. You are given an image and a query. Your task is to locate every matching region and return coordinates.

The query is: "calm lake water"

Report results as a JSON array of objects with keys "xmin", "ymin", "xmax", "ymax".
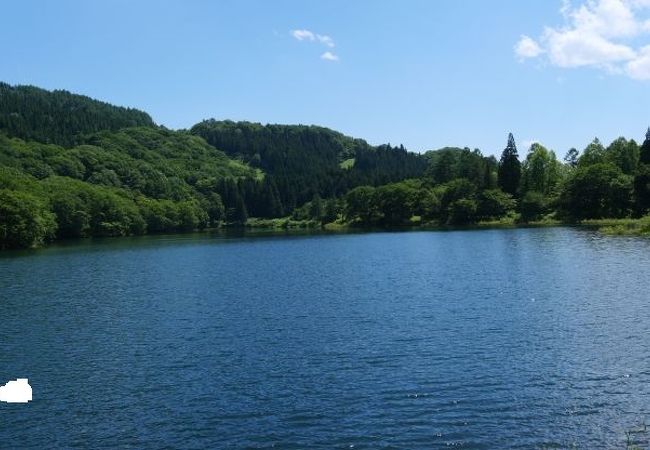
[{"xmin": 1, "ymin": 228, "xmax": 649, "ymax": 449}]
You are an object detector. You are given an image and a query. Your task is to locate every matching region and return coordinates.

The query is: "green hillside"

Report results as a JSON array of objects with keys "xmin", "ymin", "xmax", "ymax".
[
  {"xmin": 0, "ymin": 82, "xmax": 429, "ymax": 248},
  {"xmin": 0, "ymin": 83, "xmax": 155, "ymax": 146},
  {"xmin": 191, "ymin": 119, "xmax": 428, "ymax": 208}
]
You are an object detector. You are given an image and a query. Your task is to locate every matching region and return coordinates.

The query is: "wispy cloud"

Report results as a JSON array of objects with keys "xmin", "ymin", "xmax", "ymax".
[
  {"xmin": 515, "ymin": 35, "xmax": 544, "ymax": 60},
  {"xmin": 515, "ymin": 0, "xmax": 650, "ymax": 80},
  {"xmin": 291, "ymin": 28, "xmax": 339, "ymax": 61},
  {"xmin": 320, "ymin": 51, "xmax": 339, "ymax": 61},
  {"xmin": 291, "ymin": 29, "xmax": 315, "ymax": 42},
  {"xmin": 317, "ymin": 34, "xmax": 335, "ymax": 48}
]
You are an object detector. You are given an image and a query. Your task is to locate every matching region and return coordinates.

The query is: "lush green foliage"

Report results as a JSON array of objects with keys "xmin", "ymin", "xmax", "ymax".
[
  {"xmin": 521, "ymin": 143, "xmax": 562, "ymax": 196},
  {"xmin": 347, "ymin": 130, "xmax": 650, "ymax": 226},
  {"xmin": 0, "ymin": 188, "xmax": 57, "ymax": 249},
  {"xmin": 0, "ymin": 82, "xmax": 432, "ymax": 248},
  {"xmin": 423, "ymin": 147, "xmax": 497, "ymax": 189},
  {"xmin": 0, "ymin": 83, "xmax": 154, "ymax": 146},
  {"xmin": 498, "ymin": 133, "xmax": 522, "ymax": 196},
  {"xmin": 343, "ymin": 178, "xmax": 515, "ymax": 227},
  {"xmin": 3, "ymin": 81, "xmax": 650, "ymax": 248},
  {"xmin": 0, "ymin": 125, "xmax": 268, "ymax": 244},
  {"xmin": 191, "ymin": 120, "xmax": 427, "ymax": 210},
  {"xmin": 559, "ymin": 163, "xmax": 632, "ymax": 220},
  {"xmin": 519, "ymin": 191, "xmax": 548, "ymax": 223}
]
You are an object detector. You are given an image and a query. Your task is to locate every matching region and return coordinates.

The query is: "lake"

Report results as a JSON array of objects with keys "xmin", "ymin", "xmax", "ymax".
[{"xmin": 1, "ymin": 228, "xmax": 649, "ymax": 448}]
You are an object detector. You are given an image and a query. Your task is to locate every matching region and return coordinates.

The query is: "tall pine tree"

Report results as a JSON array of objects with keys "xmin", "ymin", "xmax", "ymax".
[
  {"xmin": 497, "ymin": 133, "xmax": 521, "ymax": 196},
  {"xmin": 634, "ymin": 128, "xmax": 650, "ymax": 215},
  {"xmin": 640, "ymin": 128, "xmax": 650, "ymax": 164}
]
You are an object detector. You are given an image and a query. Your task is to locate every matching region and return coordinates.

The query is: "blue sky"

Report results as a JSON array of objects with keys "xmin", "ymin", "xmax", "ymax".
[{"xmin": 2, "ymin": 0, "xmax": 650, "ymax": 156}]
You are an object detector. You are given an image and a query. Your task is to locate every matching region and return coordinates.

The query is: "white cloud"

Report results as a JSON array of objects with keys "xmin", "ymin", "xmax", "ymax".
[
  {"xmin": 515, "ymin": 35, "xmax": 544, "ymax": 59},
  {"xmin": 317, "ymin": 34, "xmax": 335, "ymax": 48},
  {"xmin": 321, "ymin": 51, "xmax": 339, "ymax": 61},
  {"xmin": 627, "ymin": 44, "xmax": 650, "ymax": 77},
  {"xmin": 291, "ymin": 29, "xmax": 335, "ymax": 48},
  {"xmin": 544, "ymin": 26, "xmax": 636, "ymax": 68},
  {"xmin": 516, "ymin": 0, "xmax": 650, "ymax": 80},
  {"xmin": 291, "ymin": 29, "xmax": 338, "ymax": 61},
  {"xmin": 569, "ymin": 0, "xmax": 642, "ymax": 38},
  {"xmin": 291, "ymin": 29, "xmax": 315, "ymax": 41}
]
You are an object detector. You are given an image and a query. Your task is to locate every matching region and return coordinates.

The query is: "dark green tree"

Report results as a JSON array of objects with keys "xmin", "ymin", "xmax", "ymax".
[
  {"xmin": 309, "ymin": 194, "xmax": 324, "ymax": 221},
  {"xmin": 202, "ymin": 192, "xmax": 225, "ymax": 226},
  {"xmin": 519, "ymin": 191, "xmax": 548, "ymax": 223},
  {"xmin": 476, "ymin": 189, "xmax": 515, "ymax": 221},
  {"xmin": 375, "ymin": 184, "xmax": 415, "ymax": 225},
  {"xmin": 322, "ymin": 198, "xmax": 340, "ymax": 224},
  {"xmin": 605, "ymin": 137, "xmax": 639, "ymax": 175},
  {"xmin": 640, "ymin": 128, "xmax": 650, "ymax": 165},
  {"xmin": 418, "ymin": 191, "xmax": 441, "ymax": 221},
  {"xmin": 345, "ymin": 186, "xmax": 378, "ymax": 224},
  {"xmin": 447, "ymin": 199, "xmax": 478, "ymax": 225},
  {"xmin": 634, "ymin": 128, "xmax": 650, "ymax": 214},
  {"xmin": 559, "ymin": 163, "xmax": 632, "ymax": 220},
  {"xmin": 497, "ymin": 133, "xmax": 521, "ymax": 196}
]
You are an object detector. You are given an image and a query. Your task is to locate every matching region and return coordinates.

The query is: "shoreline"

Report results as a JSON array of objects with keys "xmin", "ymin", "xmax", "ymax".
[{"xmin": 6, "ymin": 216, "xmax": 650, "ymax": 253}]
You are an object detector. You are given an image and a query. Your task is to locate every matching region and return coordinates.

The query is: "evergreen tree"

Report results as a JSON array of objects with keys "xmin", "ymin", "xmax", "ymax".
[
  {"xmin": 640, "ymin": 128, "xmax": 650, "ymax": 165},
  {"xmin": 309, "ymin": 194, "xmax": 324, "ymax": 220},
  {"xmin": 0, "ymin": 83, "xmax": 154, "ymax": 146},
  {"xmin": 322, "ymin": 198, "xmax": 339, "ymax": 224},
  {"xmin": 497, "ymin": 133, "xmax": 521, "ymax": 196},
  {"xmin": 634, "ymin": 128, "xmax": 650, "ymax": 215}
]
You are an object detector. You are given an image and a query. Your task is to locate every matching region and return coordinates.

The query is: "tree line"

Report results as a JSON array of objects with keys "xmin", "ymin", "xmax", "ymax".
[
  {"xmin": 0, "ymin": 83, "xmax": 428, "ymax": 248},
  {"xmin": 339, "ymin": 130, "xmax": 650, "ymax": 227},
  {"xmin": 2, "ymin": 81, "xmax": 650, "ymax": 249}
]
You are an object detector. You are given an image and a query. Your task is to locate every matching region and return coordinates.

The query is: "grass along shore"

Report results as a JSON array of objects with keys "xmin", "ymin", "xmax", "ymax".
[
  {"xmin": 580, "ymin": 216, "xmax": 650, "ymax": 236},
  {"xmin": 242, "ymin": 214, "xmax": 650, "ymax": 236}
]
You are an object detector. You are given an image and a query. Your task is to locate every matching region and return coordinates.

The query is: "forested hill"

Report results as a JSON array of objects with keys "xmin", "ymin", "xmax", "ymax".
[
  {"xmin": 0, "ymin": 81, "xmax": 431, "ymax": 249},
  {"xmin": 9, "ymin": 81, "xmax": 649, "ymax": 251},
  {"xmin": 191, "ymin": 119, "xmax": 427, "ymax": 208},
  {"xmin": 0, "ymin": 83, "xmax": 155, "ymax": 146}
]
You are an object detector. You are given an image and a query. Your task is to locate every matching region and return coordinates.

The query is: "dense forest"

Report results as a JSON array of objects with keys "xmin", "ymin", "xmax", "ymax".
[
  {"xmin": 1, "ymin": 82, "xmax": 650, "ymax": 249},
  {"xmin": 191, "ymin": 120, "xmax": 427, "ymax": 209},
  {"xmin": 0, "ymin": 83, "xmax": 425, "ymax": 248},
  {"xmin": 340, "ymin": 132, "xmax": 650, "ymax": 227},
  {"xmin": 0, "ymin": 83, "xmax": 154, "ymax": 146}
]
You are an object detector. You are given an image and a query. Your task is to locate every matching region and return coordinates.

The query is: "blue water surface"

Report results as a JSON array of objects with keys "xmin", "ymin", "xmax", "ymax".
[{"xmin": 1, "ymin": 228, "xmax": 649, "ymax": 448}]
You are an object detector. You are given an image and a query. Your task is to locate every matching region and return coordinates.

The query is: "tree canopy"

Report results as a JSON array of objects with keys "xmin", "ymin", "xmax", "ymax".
[
  {"xmin": 2, "ymin": 81, "xmax": 650, "ymax": 248},
  {"xmin": 497, "ymin": 133, "xmax": 521, "ymax": 196},
  {"xmin": 0, "ymin": 83, "xmax": 154, "ymax": 146}
]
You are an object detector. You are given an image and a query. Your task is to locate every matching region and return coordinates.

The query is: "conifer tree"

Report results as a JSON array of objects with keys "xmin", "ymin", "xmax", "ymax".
[
  {"xmin": 640, "ymin": 128, "xmax": 650, "ymax": 165},
  {"xmin": 497, "ymin": 133, "xmax": 521, "ymax": 196},
  {"xmin": 634, "ymin": 128, "xmax": 650, "ymax": 215}
]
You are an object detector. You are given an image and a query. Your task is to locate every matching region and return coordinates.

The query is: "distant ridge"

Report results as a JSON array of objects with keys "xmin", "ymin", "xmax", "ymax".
[{"xmin": 0, "ymin": 82, "xmax": 155, "ymax": 146}]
